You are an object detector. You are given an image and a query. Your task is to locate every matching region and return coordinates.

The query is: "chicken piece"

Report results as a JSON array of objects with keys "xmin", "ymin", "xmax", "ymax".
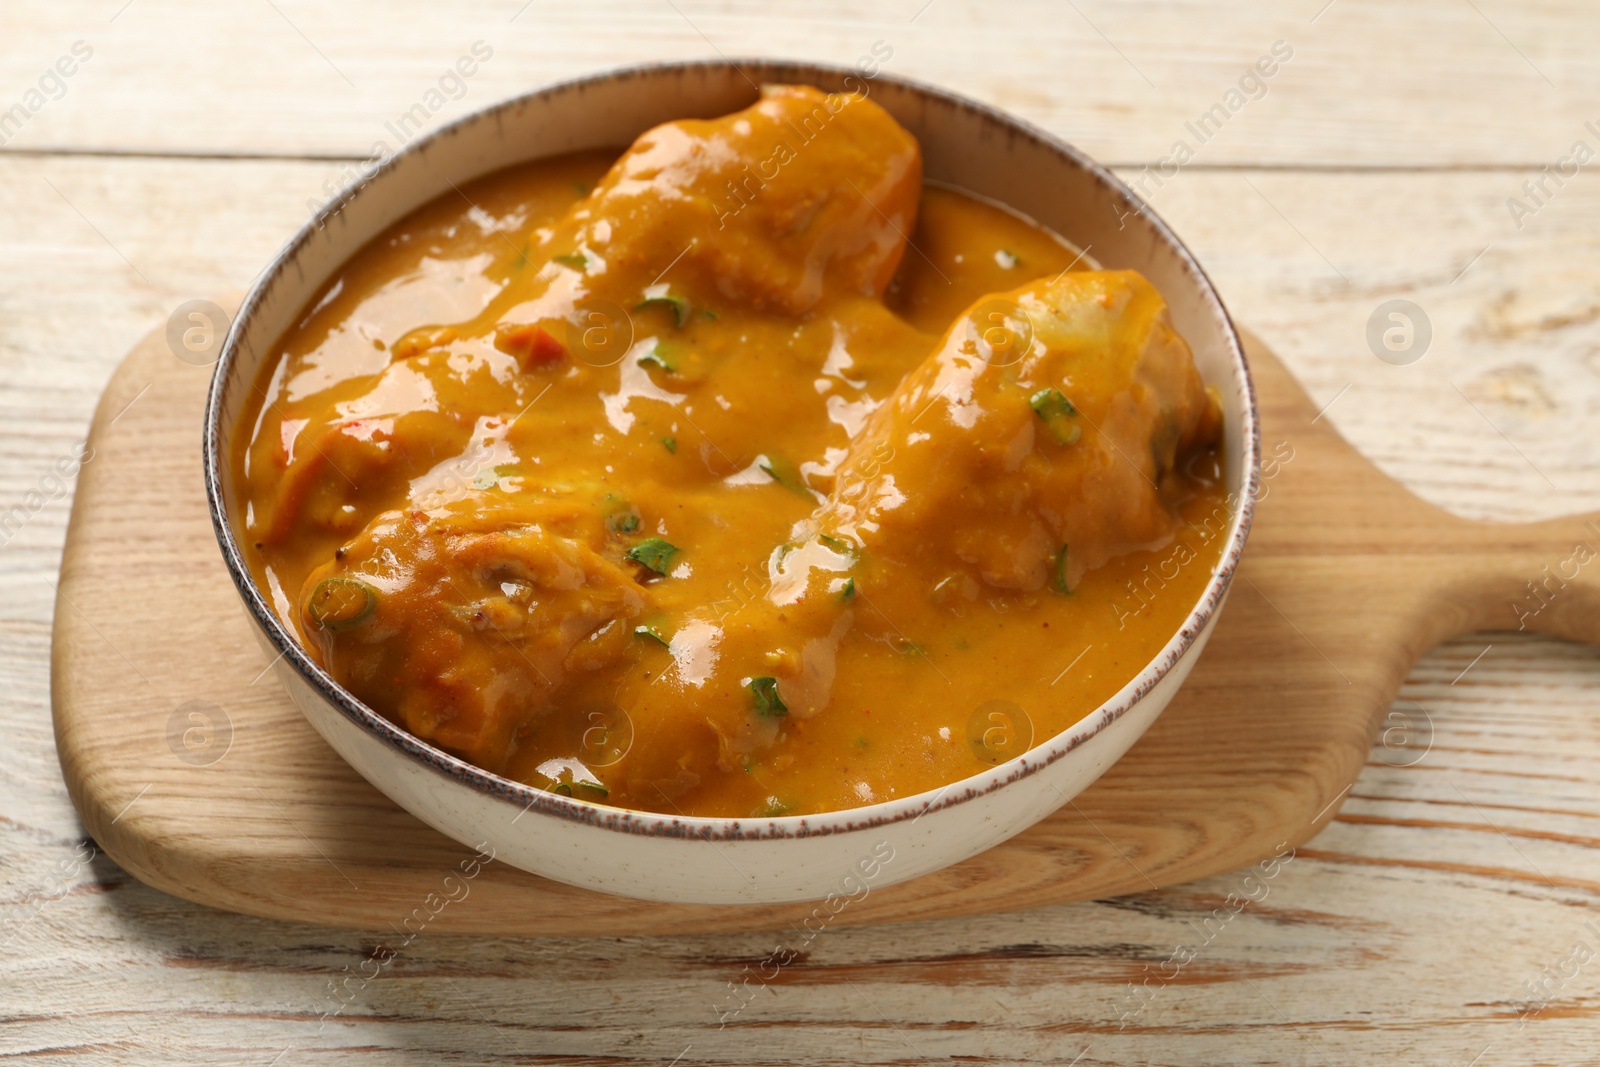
[
  {"xmin": 297, "ymin": 495, "xmax": 648, "ymax": 770},
  {"xmin": 527, "ymin": 83, "xmax": 922, "ymax": 317},
  {"xmin": 283, "ymin": 86, "xmax": 921, "ymax": 528},
  {"xmin": 582, "ymin": 83, "xmax": 920, "ymax": 312},
  {"xmin": 289, "ymin": 272, "xmax": 1220, "ymax": 813},
  {"xmin": 824, "ymin": 269, "xmax": 1223, "ymax": 591},
  {"xmin": 609, "ymin": 270, "xmax": 1223, "ymax": 806},
  {"xmin": 246, "ymin": 347, "xmax": 531, "ymax": 547}
]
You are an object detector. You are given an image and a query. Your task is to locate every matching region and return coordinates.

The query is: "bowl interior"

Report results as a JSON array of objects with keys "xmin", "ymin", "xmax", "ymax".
[{"xmin": 206, "ymin": 59, "xmax": 1257, "ymax": 831}]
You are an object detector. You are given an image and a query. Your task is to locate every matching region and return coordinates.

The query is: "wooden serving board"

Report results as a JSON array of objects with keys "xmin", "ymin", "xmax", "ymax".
[{"xmin": 52, "ymin": 302, "xmax": 1600, "ymax": 936}]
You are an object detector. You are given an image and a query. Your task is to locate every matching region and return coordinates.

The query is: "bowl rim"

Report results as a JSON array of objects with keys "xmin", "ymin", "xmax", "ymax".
[{"xmin": 204, "ymin": 57, "xmax": 1260, "ymax": 842}]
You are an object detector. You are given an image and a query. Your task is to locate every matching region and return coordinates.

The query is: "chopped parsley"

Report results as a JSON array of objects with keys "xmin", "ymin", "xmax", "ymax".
[
  {"xmin": 759, "ymin": 455, "xmax": 812, "ymax": 498},
  {"xmin": 637, "ymin": 340, "xmax": 677, "ymax": 372},
  {"xmin": 634, "ymin": 624, "xmax": 670, "ymax": 647},
  {"xmin": 551, "ymin": 252, "xmax": 587, "ymax": 270},
  {"xmin": 818, "ymin": 533, "xmax": 857, "ymax": 558},
  {"xmin": 1030, "ymin": 387, "xmax": 1082, "ymax": 445},
  {"xmin": 749, "ymin": 676, "xmax": 788, "ymax": 717},
  {"xmin": 307, "ymin": 577, "xmax": 377, "ymax": 632},
  {"xmin": 636, "ymin": 290, "xmax": 690, "ymax": 327},
  {"xmin": 551, "ymin": 779, "xmax": 609, "ymax": 799},
  {"xmin": 1053, "ymin": 544, "xmax": 1072, "ymax": 594},
  {"xmin": 471, "ymin": 465, "xmax": 515, "ymax": 490},
  {"xmin": 604, "ymin": 500, "xmax": 641, "ymax": 533},
  {"xmin": 1030, "ymin": 387, "xmax": 1078, "ymax": 419},
  {"xmin": 626, "ymin": 537, "xmax": 680, "ymax": 575},
  {"xmin": 662, "ymin": 436, "xmax": 677, "ymax": 454}
]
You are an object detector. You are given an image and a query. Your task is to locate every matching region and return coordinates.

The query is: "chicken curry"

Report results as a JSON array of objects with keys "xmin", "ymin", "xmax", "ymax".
[{"xmin": 234, "ymin": 85, "xmax": 1229, "ymax": 818}]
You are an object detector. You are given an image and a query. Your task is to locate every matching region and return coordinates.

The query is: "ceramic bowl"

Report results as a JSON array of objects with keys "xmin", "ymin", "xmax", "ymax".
[{"xmin": 205, "ymin": 59, "xmax": 1258, "ymax": 905}]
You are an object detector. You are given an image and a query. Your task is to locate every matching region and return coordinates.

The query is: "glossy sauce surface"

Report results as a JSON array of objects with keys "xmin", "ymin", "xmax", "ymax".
[{"xmin": 235, "ymin": 86, "xmax": 1228, "ymax": 817}]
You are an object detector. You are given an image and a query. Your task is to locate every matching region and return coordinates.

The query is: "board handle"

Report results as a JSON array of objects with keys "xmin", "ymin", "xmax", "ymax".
[{"xmin": 1440, "ymin": 510, "xmax": 1600, "ymax": 646}]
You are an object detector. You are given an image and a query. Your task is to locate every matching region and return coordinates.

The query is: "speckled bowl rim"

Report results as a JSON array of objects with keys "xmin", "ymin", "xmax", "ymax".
[{"xmin": 205, "ymin": 58, "xmax": 1259, "ymax": 843}]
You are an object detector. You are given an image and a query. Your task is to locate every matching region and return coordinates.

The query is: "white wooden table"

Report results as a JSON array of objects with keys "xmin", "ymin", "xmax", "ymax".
[{"xmin": 4, "ymin": 2, "xmax": 1598, "ymax": 1063}]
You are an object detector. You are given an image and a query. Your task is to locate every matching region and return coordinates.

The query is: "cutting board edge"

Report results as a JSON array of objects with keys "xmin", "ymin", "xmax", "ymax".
[{"xmin": 50, "ymin": 309, "xmax": 1593, "ymax": 935}]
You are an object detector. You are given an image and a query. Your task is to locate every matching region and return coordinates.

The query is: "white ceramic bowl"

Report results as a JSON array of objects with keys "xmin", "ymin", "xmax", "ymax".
[{"xmin": 205, "ymin": 60, "xmax": 1258, "ymax": 905}]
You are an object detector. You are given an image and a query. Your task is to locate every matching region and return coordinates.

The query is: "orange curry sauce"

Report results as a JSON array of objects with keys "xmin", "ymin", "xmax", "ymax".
[{"xmin": 234, "ymin": 85, "xmax": 1230, "ymax": 818}]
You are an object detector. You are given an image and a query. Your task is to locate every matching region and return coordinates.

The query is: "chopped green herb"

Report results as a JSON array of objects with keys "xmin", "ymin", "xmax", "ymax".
[
  {"xmin": 605, "ymin": 501, "xmax": 641, "ymax": 533},
  {"xmin": 1030, "ymin": 387, "xmax": 1078, "ymax": 418},
  {"xmin": 759, "ymin": 456, "xmax": 812, "ymax": 498},
  {"xmin": 1030, "ymin": 387, "xmax": 1082, "ymax": 445},
  {"xmin": 627, "ymin": 537, "xmax": 680, "ymax": 575},
  {"xmin": 551, "ymin": 775, "xmax": 607, "ymax": 799},
  {"xmin": 818, "ymin": 533, "xmax": 857, "ymax": 559},
  {"xmin": 700, "ymin": 309, "xmax": 719, "ymax": 320},
  {"xmin": 749, "ymin": 676, "xmax": 788, "ymax": 717},
  {"xmin": 838, "ymin": 576, "xmax": 856, "ymax": 601},
  {"xmin": 1053, "ymin": 544, "xmax": 1072, "ymax": 595},
  {"xmin": 662, "ymin": 436, "xmax": 677, "ymax": 454},
  {"xmin": 307, "ymin": 577, "xmax": 377, "ymax": 632},
  {"xmin": 572, "ymin": 181, "xmax": 591, "ymax": 196},
  {"xmin": 995, "ymin": 249, "xmax": 1020, "ymax": 269},
  {"xmin": 551, "ymin": 252, "xmax": 587, "ymax": 270},
  {"xmin": 634, "ymin": 624, "xmax": 670, "ymax": 647},
  {"xmin": 637, "ymin": 340, "xmax": 677, "ymax": 372},
  {"xmin": 853, "ymin": 736, "xmax": 869, "ymax": 751},
  {"xmin": 472, "ymin": 465, "xmax": 516, "ymax": 490},
  {"xmin": 636, "ymin": 292, "xmax": 690, "ymax": 327}
]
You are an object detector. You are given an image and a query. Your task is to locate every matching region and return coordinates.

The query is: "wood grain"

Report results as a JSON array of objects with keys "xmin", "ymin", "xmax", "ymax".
[
  {"xmin": 8, "ymin": 180, "xmax": 1600, "ymax": 1067},
  {"xmin": 6, "ymin": 3, "xmax": 1600, "ymax": 1062},
  {"xmin": 49, "ymin": 307, "xmax": 1600, "ymax": 936},
  {"xmin": 5, "ymin": 0, "xmax": 1599, "ymax": 167}
]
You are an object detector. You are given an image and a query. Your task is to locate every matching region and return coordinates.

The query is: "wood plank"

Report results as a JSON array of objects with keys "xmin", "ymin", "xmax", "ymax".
[{"xmin": 2, "ymin": 0, "xmax": 1598, "ymax": 166}]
